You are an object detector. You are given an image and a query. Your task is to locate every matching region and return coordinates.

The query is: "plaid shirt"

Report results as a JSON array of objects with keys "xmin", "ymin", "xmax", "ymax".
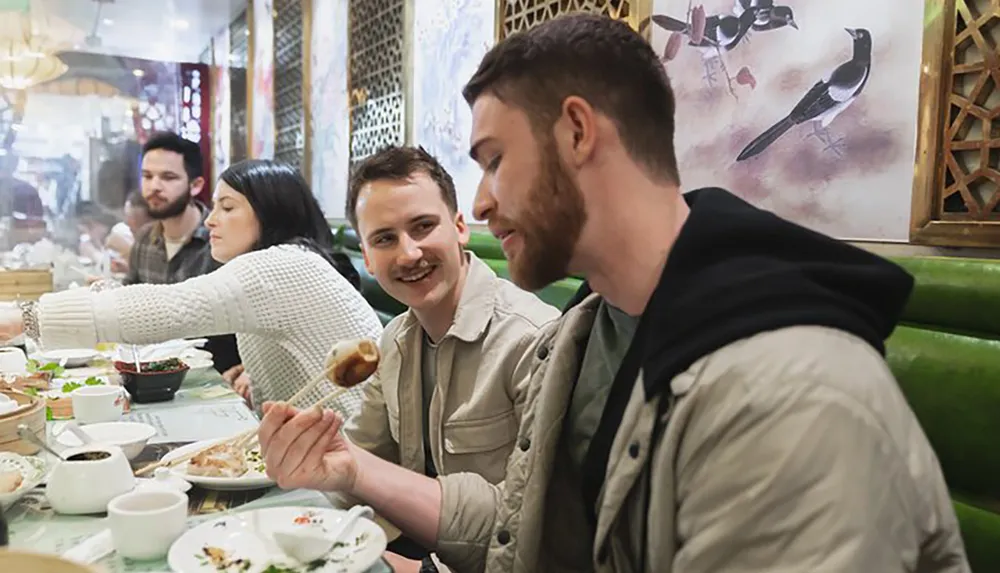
[
  {"xmin": 124, "ymin": 204, "xmax": 220, "ymax": 286},
  {"xmin": 123, "ymin": 204, "xmax": 241, "ymax": 373}
]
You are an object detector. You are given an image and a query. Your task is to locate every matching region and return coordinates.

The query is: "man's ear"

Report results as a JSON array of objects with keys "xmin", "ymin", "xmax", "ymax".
[
  {"xmin": 455, "ymin": 212, "xmax": 471, "ymax": 247},
  {"xmin": 190, "ymin": 176, "xmax": 206, "ymax": 198},
  {"xmin": 556, "ymin": 95, "xmax": 598, "ymax": 170}
]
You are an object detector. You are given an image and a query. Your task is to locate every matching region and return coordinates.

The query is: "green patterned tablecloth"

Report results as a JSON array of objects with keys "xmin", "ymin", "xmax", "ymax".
[{"xmin": 5, "ymin": 365, "xmax": 391, "ymax": 572}]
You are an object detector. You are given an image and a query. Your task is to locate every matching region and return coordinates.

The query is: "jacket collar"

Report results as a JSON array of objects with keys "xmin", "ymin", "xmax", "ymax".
[{"xmin": 395, "ymin": 251, "xmax": 499, "ymax": 344}]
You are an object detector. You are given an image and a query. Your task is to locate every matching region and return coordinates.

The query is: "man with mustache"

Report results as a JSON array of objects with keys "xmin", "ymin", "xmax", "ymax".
[
  {"xmin": 258, "ymin": 14, "xmax": 968, "ymax": 573},
  {"xmin": 342, "ymin": 145, "xmax": 557, "ymax": 572},
  {"xmin": 126, "ymin": 131, "xmax": 242, "ymax": 378}
]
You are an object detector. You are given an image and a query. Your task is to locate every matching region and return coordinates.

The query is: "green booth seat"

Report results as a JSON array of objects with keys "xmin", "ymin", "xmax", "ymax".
[{"xmin": 332, "ymin": 225, "xmax": 1000, "ymax": 570}]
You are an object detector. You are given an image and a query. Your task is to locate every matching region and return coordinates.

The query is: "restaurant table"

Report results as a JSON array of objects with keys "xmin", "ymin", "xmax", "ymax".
[{"xmin": 4, "ymin": 362, "xmax": 392, "ymax": 572}]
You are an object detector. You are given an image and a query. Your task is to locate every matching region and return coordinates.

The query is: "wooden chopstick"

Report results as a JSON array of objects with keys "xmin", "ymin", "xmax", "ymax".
[
  {"xmin": 285, "ymin": 362, "xmax": 338, "ymax": 408},
  {"xmin": 135, "ymin": 352, "xmax": 365, "ymax": 478}
]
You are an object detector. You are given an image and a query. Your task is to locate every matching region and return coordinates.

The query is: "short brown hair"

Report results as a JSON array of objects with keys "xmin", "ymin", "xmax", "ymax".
[
  {"xmin": 346, "ymin": 145, "xmax": 458, "ymax": 231},
  {"xmin": 462, "ymin": 13, "xmax": 679, "ymax": 184}
]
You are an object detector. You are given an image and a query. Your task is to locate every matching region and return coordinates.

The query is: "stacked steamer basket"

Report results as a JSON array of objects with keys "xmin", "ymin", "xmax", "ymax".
[
  {"xmin": 0, "ymin": 390, "xmax": 45, "ymax": 455},
  {"xmin": 0, "ymin": 269, "xmax": 52, "ymax": 301}
]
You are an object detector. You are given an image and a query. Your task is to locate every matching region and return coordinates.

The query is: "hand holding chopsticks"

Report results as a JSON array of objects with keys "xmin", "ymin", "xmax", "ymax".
[{"xmin": 135, "ymin": 338, "xmax": 380, "ymax": 477}]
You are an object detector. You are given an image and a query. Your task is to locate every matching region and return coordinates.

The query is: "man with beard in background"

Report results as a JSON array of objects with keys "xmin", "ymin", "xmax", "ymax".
[{"xmin": 125, "ymin": 132, "xmax": 242, "ymax": 379}]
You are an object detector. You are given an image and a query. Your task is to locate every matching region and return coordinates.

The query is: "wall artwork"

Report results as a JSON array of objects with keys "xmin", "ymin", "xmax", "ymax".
[
  {"xmin": 211, "ymin": 24, "xmax": 231, "ymax": 186},
  {"xmin": 649, "ymin": 0, "xmax": 924, "ymax": 240},
  {"xmin": 412, "ymin": 0, "xmax": 496, "ymax": 218},
  {"xmin": 309, "ymin": 0, "xmax": 350, "ymax": 219},
  {"xmin": 251, "ymin": 0, "xmax": 275, "ymax": 159}
]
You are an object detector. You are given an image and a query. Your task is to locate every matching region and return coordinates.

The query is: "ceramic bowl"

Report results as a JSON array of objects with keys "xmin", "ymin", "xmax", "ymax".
[
  {"xmin": 34, "ymin": 349, "xmax": 101, "ymax": 368},
  {"xmin": 55, "ymin": 421, "xmax": 157, "ymax": 460},
  {"xmin": 46, "ymin": 444, "xmax": 135, "ymax": 515},
  {"xmin": 113, "ymin": 360, "xmax": 189, "ymax": 404}
]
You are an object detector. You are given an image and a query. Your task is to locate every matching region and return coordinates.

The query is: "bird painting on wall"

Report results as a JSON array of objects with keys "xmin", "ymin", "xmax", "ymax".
[
  {"xmin": 652, "ymin": 8, "xmax": 759, "ymax": 53},
  {"xmin": 733, "ymin": 0, "xmax": 798, "ymax": 32},
  {"xmin": 736, "ymin": 27, "xmax": 872, "ymax": 162}
]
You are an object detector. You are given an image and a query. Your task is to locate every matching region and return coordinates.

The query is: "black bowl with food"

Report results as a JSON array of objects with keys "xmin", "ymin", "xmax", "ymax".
[{"xmin": 113, "ymin": 358, "xmax": 189, "ymax": 403}]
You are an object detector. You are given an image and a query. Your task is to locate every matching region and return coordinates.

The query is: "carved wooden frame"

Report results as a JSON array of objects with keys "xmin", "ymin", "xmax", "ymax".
[
  {"xmin": 911, "ymin": 0, "xmax": 1000, "ymax": 246},
  {"xmin": 495, "ymin": 0, "xmax": 652, "ymax": 41}
]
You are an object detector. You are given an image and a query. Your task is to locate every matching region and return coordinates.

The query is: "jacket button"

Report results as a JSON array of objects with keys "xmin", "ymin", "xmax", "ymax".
[
  {"xmin": 536, "ymin": 345, "xmax": 549, "ymax": 360},
  {"xmin": 518, "ymin": 437, "xmax": 531, "ymax": 451},
  {"xmin": 628, "ymin": 441, "xmax": 640, "ymax": 458},
  {"xmin": 497, "ymin": 529, "xmax": 511, "ymax": 545}
]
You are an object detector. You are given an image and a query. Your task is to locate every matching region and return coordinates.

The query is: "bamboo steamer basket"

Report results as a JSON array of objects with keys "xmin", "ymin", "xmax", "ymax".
[
  {"xmin": 0, "ymin": 268, "xmax": 53, "ymax": 301},
  {"xmin": 0, "ymin": 550, "xmax": 98, "ymax": 572},
  {"xmin": 0, "ymin": 390, "xmax": 45, "ymax": 455}
]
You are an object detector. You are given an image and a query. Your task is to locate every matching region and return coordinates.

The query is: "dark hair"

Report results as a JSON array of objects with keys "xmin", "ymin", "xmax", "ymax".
[
  {"xmin": 462, "ymin": 13, "xmax": 679, "ymax": 184},
  {"xmin": 124, "ymin": 190, "xmax": 148, "ymax": 211},
  {"xmin": 74, "ymin": 200, "xmax": 119, "ymax": 228},
  {"xmin": 219, "ymin": 160, "xmax": 360, "ymax": 289},
  {"xmin": 346, "ymin": 145, "xmax": 457, "ymax": 231},
  {"xmin": 142, "ymin": 132, "xmax": 204, "ymax": 182}
]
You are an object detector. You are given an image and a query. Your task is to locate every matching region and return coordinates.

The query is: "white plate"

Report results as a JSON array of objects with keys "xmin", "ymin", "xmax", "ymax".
[
  {"xmin": 0, "ymin": 452, "xmax": 47, "ymax": 509},
  {"xmin": 34, "ymin": 349, "xmax": 100, "ymax": 368},
  {"xmin": 167, "ymin": 506, "xmax": 388, "ymax": 573},
  {"xmin": 182, "ymin": 348, "xmax": 213, "ymax": 362},
  {"xmin": 161, "ymin": 437, "xmax": 275, "ymax": 491},
  {"xmin": 184, "ymin": 357, "xmax": 215, "ymax": 375}
]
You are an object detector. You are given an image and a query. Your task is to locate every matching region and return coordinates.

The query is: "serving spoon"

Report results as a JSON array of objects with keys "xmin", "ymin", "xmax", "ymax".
[{"xmin": 17, "ymin": 424, "xmax": 65, "ymax": 461}]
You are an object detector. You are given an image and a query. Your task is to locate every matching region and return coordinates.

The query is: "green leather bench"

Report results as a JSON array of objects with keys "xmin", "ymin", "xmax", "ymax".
[{"xmin": 332, "ymin": 225, "xmax": 999, "ymax": 571}]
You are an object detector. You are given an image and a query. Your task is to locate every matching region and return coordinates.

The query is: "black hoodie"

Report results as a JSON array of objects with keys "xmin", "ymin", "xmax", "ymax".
[{"xmin": 579, "ymin": 187, "xmax": 914, "ymax": 523}]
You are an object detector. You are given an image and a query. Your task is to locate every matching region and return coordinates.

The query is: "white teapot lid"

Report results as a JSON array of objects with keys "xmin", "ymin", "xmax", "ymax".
[{"xmin": 135, "ymin": 467, "xmax": 192, "ymax": 493}]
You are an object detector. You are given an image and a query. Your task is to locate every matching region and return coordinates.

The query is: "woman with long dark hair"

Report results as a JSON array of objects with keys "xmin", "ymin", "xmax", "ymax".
[{"xmin": 0, "ymin": 160, "xmax": 383, "ymax": 416}]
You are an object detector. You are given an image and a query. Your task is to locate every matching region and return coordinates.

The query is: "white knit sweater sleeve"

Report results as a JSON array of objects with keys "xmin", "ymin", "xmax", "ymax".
[{"xmin": 36, "ymin": 245, "xmax": 332, "ymax": 349}]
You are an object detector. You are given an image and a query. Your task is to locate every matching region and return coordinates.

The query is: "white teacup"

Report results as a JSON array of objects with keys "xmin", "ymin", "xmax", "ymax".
[
  {"xmin": 70, "ymin": 385, "xmax": 126, "ymax": 424},
  {"xmin": 107, "ymin": 489, "xmax": 189, "ymax": 561},
  {"xmin": 0, "ymin": 346, "xmax": 27, "ymax": 372}
]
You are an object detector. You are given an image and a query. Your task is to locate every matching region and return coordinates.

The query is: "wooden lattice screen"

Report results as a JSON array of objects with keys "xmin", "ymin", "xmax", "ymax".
[
  {"xmin": 229, "ymin": 9, "xmax": 250, "ymax": 164},
  {"xmin": 498, "ymin": 0, "xmax": 648, "ymax": 39},
  {"xmin": 273, "ymin": 0, "xmax": 305, "ymax": 170},
  {"xmin": 913, "ymin": 0, "xmax": 1000, "ymax": 246},
  {"xmin": 347, "ymin": 0, "xmax": 405, "ymax": 170}
]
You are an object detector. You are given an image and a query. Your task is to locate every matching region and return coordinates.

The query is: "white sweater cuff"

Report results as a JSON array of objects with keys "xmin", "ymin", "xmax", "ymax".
[{"xmin": 37, "ymin": 289, "xmax": 101, "ymax": 349}]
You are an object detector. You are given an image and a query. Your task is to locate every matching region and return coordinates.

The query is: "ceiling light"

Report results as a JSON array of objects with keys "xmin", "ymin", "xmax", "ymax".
[
  {"xmin": 170, "ymin": 19, "xmax": 189, "ymax": 30},
  {"xmin": 132, "ymin": 69, "xmax": 144, "ymax": 77},
  {"xmin": 102, "ymin": 18, "xmax": 113, "ymax": 26}
]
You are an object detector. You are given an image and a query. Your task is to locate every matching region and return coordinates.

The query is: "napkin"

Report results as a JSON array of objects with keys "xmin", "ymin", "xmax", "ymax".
[{"xmin": 110, "ymin": 339, "xmax": 208, "ymax": 364}]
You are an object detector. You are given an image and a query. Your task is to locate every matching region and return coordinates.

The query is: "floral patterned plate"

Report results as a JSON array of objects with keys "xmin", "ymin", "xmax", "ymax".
[
  {"xmin": 0, "ymin": 452, "xmax": 47, "ymax": 509},
  {"xmin": 167, "ymin": 506, "xmax": 388, "ymax": 573}
]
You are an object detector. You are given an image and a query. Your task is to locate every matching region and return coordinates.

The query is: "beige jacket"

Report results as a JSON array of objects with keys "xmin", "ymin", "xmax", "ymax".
[
  {"xmin": 344, "ymin": 252, "xmax": 558, "ymax": 483},
  {"xmin": 435, "ymin": 294, "xmax": 969, "ymax": 573}
]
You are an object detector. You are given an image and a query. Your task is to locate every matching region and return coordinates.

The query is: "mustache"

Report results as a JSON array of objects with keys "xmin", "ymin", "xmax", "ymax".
[{"xmin": 391, "ymin": 258, "xmax": 437, "ymax": 279}]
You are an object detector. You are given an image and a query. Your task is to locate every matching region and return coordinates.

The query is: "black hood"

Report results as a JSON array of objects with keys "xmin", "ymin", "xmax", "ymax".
[
  {"xmin": 578, "ymin": 187, "xmax": 914, "ymax": 524},
  {"xmin": 568, "ymin": 187, "xmax": 915, "ymax": 400}
]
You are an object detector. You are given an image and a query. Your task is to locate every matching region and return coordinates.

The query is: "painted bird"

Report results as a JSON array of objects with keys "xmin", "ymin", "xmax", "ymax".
[
  {"xmin": 736, "ymin": 27, "xmax": 872, "ymax": 162},
  {"xmin": 651, "ymin": 7, "xmax": 758, "ymax": 51},
  {"xmin": 734, "ymin": 0, "xmax": 798, "ymax": 31}
]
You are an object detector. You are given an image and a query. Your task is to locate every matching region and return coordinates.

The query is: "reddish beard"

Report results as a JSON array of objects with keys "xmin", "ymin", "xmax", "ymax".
[{"xmin": 506, "ymin": 137, "xmax": 587, "ymax": 291}]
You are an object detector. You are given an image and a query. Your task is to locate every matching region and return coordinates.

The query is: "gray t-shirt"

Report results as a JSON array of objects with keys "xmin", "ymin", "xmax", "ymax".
[
  {"xmin": 567, "ymin": 300, "xmax": 640, "ymax": 471},
  {"xmin": 421, "ymin": 333, "xmax": 439, "ymax": 477}
]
